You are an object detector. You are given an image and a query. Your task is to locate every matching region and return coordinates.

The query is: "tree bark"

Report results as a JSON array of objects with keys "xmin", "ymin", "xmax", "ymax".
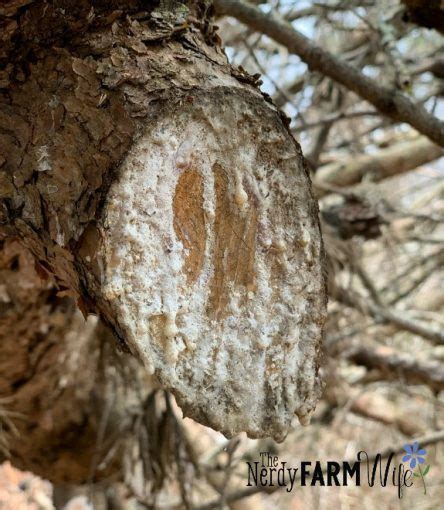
[
  {"xmin": 0, "ymin": 0, "xmax": 327, "ymax": 473},
  {"xmin": 0, "ymin": 237, "xmax": 151, "ymax": 484}
]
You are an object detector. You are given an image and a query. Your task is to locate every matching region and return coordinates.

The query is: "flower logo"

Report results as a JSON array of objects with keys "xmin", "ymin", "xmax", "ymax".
[
  {"xmin": 402, "ymin": 442, "xmax": 426, "ymax": 469},
  {"xmin": 402, "ymin": 442, "xmax": 430, "ymax": 495}
]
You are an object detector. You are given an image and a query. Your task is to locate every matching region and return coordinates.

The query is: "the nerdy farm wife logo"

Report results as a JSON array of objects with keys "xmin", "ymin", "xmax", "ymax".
[{"xmin": 246, "ymin": 442, "xmax": 431, "ymax": 499}]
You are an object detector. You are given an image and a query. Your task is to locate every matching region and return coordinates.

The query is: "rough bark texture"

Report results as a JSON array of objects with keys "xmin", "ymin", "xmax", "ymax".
[
  {"xmin": 0, "ymin": 237, "xmax": 149, "ymax": 484},
  {"xmin": 1, "ymin": 0, "xmax": 327, "ymax": 452}
]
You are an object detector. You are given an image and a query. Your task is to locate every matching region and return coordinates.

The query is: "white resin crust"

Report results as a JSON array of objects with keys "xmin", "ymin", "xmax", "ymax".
[{"xmin": 99, "ymin": 91, "xmax": 326, "ymax": 441}]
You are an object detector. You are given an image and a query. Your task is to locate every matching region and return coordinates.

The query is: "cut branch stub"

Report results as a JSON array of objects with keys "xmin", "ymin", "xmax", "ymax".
[
  {"xmin": 1, "ymin": 5, "xmax": 327, "ymax": 442},
  {"xmin": 95, "ymin": 91, "xmax": 327, "ymax": 441}
]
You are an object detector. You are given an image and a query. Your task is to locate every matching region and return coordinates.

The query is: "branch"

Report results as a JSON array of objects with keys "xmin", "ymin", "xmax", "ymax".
[
  {"xmin": 0, "ymin": 239, "xmax": 146, "ymax": 483},
  {"xmin": 292, "ymin": 109, "xmax": 378, "ymax": 133},
  {"xmin": 1, "ymin": 4, "xmax": 327, "ymax": 441},
  {"xmin": 335, "ymin": 287, "xmax": 444, "ymax": 345},
  {"xmin": 344, "ymin": 344, "xmax": 444, "ymax": 392},
  {"xmin": 214, "ymin": 0, "xmax": 444, "ymax": 146},
  {"xmin": 348, "ymin": 393, "xmax": 424, "ymax": 436},
  {"xmin": 378, "ymin": 429, "xmax": 444, "ymax": 457},
  {"xmin": 314, "ymin": 136, "xmax": 443, "ymax": 194},
  {"xmin": 372, "ymin": 303, "xmax": 444, "ymax": 345},
  {"xmin": 381, "ymin": 248, "xmax": 444, "ymax": 305}
]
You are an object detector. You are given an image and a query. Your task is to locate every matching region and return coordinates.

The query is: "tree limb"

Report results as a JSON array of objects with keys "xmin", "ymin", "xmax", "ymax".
[
  {"xmin": 335, "ymin": 286, "xmax": 444, "ymax": 345},
  {"xmin": 344, "ymin": 344, "xmax": 444, "ymax": 392},
  {"xmin": 214, "ymin": 0, "xmax": 444, "ymax": 146},
  {"xmin": 314, "ymin": 136, "xmax": 443, "ymax": 195},
  {"xmin": 0, "ymin": 238, "xmax": 149, "ymax": 483},
  {"xmin": 1, "ymin": 0, "xmax": 327, "ymax": 442}
]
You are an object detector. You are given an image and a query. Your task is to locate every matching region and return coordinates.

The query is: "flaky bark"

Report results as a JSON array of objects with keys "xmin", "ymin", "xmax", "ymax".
[{"xmin": 1, "ymin": 0, "xmax": 327, "ymax": 459}]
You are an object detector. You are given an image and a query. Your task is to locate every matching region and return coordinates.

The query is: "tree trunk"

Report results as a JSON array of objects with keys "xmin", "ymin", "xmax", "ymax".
[
  {"xmin": 0, "ymin": 0, "xmax": 327, "ymax": 480},
  {"xmin": 0, "ymin": 237, "xmax": 152, "ymax": 485}
]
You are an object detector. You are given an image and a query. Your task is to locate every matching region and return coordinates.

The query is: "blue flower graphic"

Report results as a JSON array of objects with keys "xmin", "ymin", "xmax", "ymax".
[{"xmin": 402, "ymin": 442, "xmax": 427, "ymax": 469}]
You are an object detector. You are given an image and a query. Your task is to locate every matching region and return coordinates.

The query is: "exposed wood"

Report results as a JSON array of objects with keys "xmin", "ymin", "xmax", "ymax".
[{"xmin": 0, "ymin": 0, "xmax": 327, "ymax": 444}]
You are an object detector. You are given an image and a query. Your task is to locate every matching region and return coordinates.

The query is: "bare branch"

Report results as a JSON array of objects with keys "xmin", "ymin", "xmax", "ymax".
[
  {"xmin": 214, "ymin": 0, "xmax": 444, "ymax": 146},
  {"xmin": 314, "ymin": 136, "xmax": 443, "ymax": 195},
  {"xmin": 344, "ymin": 344, "xmax": 444, "ymax": 392},
  {"xmin": 335, "ymin": 286, "xmax": 444, "ymax": 345}
]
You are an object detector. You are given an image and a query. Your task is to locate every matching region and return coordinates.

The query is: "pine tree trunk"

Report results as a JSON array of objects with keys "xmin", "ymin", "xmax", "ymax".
[{"xmin": 0, "ymin": 0, "xmax": 327, "ymax": 479}]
